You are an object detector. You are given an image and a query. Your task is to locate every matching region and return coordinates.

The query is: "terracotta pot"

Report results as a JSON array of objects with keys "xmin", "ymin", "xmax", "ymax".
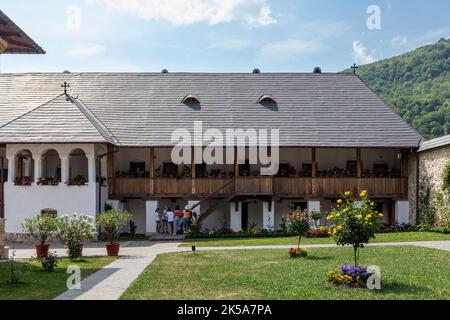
[
  {"xmin": 106, "ymin": 243, "xmax": 120, "ymax": 256},
  {"xmin": 35, "ymin": 244, "xmax": 50, "ymax": 257}
]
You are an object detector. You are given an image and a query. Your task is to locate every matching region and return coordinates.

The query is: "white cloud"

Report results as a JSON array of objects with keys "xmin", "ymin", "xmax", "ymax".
[
  {"xmin": 85, "ymin": 0, "xmax": 276, "ymax": 27},
  {"xmin": 69, "ymin": 44, "xmax": 106, "ymax": 58},
  {"xmin": 352, "ymin": 41, "xmax": 376, "ymax": 65},
  {"xmin": 258, "ymin": 39, "xmax": 324, "ymax": 62},
  {"xmin": 391, "ymin": 35, "xmax": 408, "ymax": 47}
]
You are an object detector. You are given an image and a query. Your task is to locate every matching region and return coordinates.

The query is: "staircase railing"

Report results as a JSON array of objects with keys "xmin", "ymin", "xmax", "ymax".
[{"xmin": 190, "ymin": 177, "xmax": 236, "ymax": 212}]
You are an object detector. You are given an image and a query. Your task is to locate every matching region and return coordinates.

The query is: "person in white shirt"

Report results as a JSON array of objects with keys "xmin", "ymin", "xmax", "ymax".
[
  {"xmin": 166, "ymin": 207, "xmax": 174, "ymax": 235},
  {"xmin": 155, "ymin": 208, "xmax": 162, "ymax": 233}
]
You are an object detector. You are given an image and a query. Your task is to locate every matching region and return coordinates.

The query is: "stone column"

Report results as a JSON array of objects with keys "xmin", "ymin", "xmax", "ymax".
[
  {"xmin": 262, "ymin": 200, "xmax": 275, "ymax": 231},
  {"xmin": 6, "ymin": 156, "xmax": 14, "ymax": 184},
  {"xmin": 395, "ymin": 200, "xmax": 410, "ymax": 224},
  {"xmin": 87, "ymin": 156, "xmax": 96, "ymax": 183},
  {"xmin": 146, "ymin": 200, "xmax": 158, "ymax": 234},
  {"xmin": 230, "ymin": 202, "xmax": 242, "ymax": 231},
  {"xmin": 33, "ymin": 154, "xmax": 42, "ymax": 182},
  {"xmin": 308, "ymin": 200, "xmax": 321, "ymax": 227},
  {"xmin": 60, "ymin": 154, "xmax": 70, "ymax": 184}
]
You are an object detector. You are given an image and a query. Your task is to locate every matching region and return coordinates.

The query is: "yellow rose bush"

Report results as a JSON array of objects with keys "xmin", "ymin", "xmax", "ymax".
[{"xmin": 326, "ymin": 190, "xmax": 383, "ymax": 267}]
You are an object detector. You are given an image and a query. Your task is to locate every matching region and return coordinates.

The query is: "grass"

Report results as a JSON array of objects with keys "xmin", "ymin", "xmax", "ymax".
[
  {"xmin": 0, "ymin": 256, "xmax": 115, "ymax": 300},
  {"xmin": 181, "ymin": 232, "xmax": 450, "ymax": 247},
  {"xmin": 121, "ymin": 246, "xmax": 450, "ymax": 300}
]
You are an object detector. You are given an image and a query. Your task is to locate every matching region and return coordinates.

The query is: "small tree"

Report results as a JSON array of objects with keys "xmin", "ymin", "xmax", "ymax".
[
  {"xmin": 327, "ymin": 190, "xmax": 383, "ymax": 267},
  {"xmin": 57, "ymin": 213, "xmax": 96, "ymax": 259},
  {"xmin": 22, "ymin": 213, "xmax": 58, "ymax": 246},
  {"xmin": 286, "ymin": 208, "xmax": 311, "ymax": 249},
  {"xmin": 96, "ymin": 209, "xmax": 131, "ymax": 245}
]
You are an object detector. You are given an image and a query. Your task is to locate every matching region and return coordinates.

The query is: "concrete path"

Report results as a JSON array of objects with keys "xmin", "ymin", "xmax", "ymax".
[
  {"xmin": 54, "ymin": 242, "xmax": 187, "ymax": 300},
  {"xmin": 6, "ymin": 240, "xmax": 450, "ymax": 300}
]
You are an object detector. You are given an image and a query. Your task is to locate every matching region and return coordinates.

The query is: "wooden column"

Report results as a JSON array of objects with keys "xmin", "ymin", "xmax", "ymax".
[
  {"xmin": 149, "ymin": 147, "xmax": 155, "ymax": 194},
  {"xmin": 311, "ymin": 148, "xmax": 317, "ymax": 196},
  {"xmin": 234, "ymin": 146, "xmax": 239, "ymax": 177},
  {"xmin": 400, "ymin": 150, "xmax": 407, "ymax": 178},
  {"xmin": 311, "ymin": 148, "xmax": 317, "ymax": 178},
  {"xmin": 191, "ymin": 146, "xmax": 196, "ymax": 194},
  {"xmin": 356, "ymin": 148, "xmax": 362, "ymax": 178},
  {"xmin": 107, "ymin": 145, "xmax": 114, "ymax": 196}
]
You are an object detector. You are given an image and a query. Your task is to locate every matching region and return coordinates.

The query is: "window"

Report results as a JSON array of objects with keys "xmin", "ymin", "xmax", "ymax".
[
  {"xmin": 182, "ymin": 95, "xmax": 200, "ymax": 105},
  {"xmin": 257, "ymin": 95, "xmax": 277, "ymax": 105}
]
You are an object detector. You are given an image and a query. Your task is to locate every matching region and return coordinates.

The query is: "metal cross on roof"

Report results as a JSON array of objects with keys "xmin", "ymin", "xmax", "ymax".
[
  {"xmin": 61, "ymin": 81, "xmax": 70, "ymax": 94},
  {"xmin": 351, "ymin": 63, "xmax": 359, "ymax": 75}
]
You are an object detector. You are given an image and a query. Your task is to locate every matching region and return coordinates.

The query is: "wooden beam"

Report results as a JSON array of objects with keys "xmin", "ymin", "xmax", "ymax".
[
  {"xmin": 191, "ymin": 146, "xmax": 196, "ymax": 179},
  {"xmin": 311, "ymin": 147, "xmax": 317, "ymax": 178},
  {"xmin": 400, "ymin": 149, "xmax": 407, "ymax": 178},
  {"xmin": 356, "ymin": 148, "xmax": 362, "ymax": 178},
  {"xmin": 234, "ymin": 146, "xmax": 239, "ymax": 177},
  {"xmin": 191, "ymin": 146, "xmax": 196, "ymax": 194},
  {"xmin": 149, "ymin": 148, "xmax": 155, "ymax": 178},
  {"xmin": 0, "ymin": 37, "xmax": 7, "ymax": 54}
]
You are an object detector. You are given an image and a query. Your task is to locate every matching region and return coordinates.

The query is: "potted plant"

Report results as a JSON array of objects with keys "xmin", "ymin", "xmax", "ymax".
[
  {"xmin": 96, "ymin": 209, "xmax": 132, "ymax": 256},
  {"xmin": 57, "ymin": 213, "xmax": 97, "ymax": 259},
  {"xmin": 22, "ymin": 213, "xmax": 58, "ymax": 257}
]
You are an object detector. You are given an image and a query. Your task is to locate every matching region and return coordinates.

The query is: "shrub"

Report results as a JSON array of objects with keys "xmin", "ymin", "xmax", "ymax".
[
  {"xmin": 57, "ymin": 213, "xmax": 96, "ymax": 259},
  {"xmin": 96, "ymin": 209, "xmax": 131, "ymax": 245},
  {"xmin": 37, "ymin": 251, "xmax": 59, "ymax": 272},
  {"xmin": 22, "ymin": 213, "xmax": 58, "ymax": 246},
  {"xmin": 288, "ymin": 247, "xmax": 308, "ymax": 258},
  {"xmin": 327, "ymin": 190, "xmax": 384, "ymax": 267}
]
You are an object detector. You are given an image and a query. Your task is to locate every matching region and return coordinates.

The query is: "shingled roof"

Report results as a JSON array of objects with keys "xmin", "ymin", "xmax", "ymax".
[
  {"xmin": 0, "ymin": 72, "xmax": 423, "ymax": 148},
  {"xmin": 0, "ymin": 10, "xmax": 45, "ymax": 54},
  {"xmin": 0, "ymin": 93, "xmax": 117, "ymax": 144}
]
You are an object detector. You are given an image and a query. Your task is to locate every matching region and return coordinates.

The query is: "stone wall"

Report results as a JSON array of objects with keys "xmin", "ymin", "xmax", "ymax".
[
  {"xmin": 418, "ymin": 145, "xmax": 450, "ymax": 226},
  {"xmin": 0, "ymin": 219, "xmax": 9, "ymax": 259},
  {"xmin": 407, "ymin": 153, "xmax": 418, "ymax": 224}
]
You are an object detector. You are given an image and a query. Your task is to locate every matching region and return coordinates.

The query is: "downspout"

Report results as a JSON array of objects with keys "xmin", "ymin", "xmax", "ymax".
[{"xmin": 97, "ymin": 146, "xmax": 120, "ymax": 214}]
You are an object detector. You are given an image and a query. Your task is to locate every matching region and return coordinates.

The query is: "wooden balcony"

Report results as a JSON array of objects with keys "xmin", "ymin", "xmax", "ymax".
[{"xmin": 109, "ymin": 177, "xmax": 408, "ymax": 199}]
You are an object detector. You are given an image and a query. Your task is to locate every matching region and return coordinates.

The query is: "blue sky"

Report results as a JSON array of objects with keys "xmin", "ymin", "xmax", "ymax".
[{"xmin": 1, "ymin": 0, "xmax": 449, "ymax": 73}]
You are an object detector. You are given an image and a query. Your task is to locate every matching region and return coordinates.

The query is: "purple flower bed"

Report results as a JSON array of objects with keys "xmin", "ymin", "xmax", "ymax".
[{"xmin": 340, "ymin": 265, "xmax": 374, "ymax": 283}]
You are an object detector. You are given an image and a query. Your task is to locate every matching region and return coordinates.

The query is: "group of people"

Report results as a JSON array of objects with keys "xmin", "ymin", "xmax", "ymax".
[{"xmin": 155, "ymin": 205, "xmax": 198, "ymax": 235}]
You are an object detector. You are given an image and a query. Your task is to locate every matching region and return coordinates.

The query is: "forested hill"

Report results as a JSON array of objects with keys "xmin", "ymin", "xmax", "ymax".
[{"xmin": 353, "ymin": 38, "xmax": 450, "ymax": 139}]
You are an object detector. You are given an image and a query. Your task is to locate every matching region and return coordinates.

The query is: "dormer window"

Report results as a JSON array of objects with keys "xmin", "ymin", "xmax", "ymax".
[
  {"xmin": 182, "ymin": 95, "xmax": 201, "ymax": 105},
  {"xmin": 257, "ymin": 95, "xmax": 276, "ymax": 105}
]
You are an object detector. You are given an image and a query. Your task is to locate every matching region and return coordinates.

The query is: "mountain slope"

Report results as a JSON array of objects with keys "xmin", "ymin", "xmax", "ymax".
[{"xmin": 354, "ymin": 38, "xmax": 450, "ymax": 139}]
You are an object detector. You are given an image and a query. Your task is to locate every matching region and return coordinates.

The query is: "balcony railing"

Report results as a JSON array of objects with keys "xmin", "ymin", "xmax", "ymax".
[{"xmin": 109, "ymin": 177, "xmax": 408, "ymax": 199}]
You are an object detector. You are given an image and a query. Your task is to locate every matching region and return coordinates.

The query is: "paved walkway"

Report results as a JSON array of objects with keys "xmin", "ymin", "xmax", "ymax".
[{"xmin": 6, "ymin": 240, "xmax": 450, "ymax": 300}]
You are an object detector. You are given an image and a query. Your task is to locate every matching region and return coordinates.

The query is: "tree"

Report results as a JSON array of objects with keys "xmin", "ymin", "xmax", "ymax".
[
  {"xmin": 286, "ymin": 208, "xmax": 310, "ymax": 249},
  {"xmin": 327, "ymin": 190, "xmax": 384, "ymax": 267}
]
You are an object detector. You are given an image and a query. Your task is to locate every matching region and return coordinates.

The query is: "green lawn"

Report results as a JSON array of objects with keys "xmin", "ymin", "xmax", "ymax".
[
  {"xmin": 0, "ymin": 257, "xmax": 115, "ymax": 300},
  {"xmin": 121, "ymin": 246, "xmax": 450, "ymax": 300},
  {"xmin": 181, "ymin": 232, "xmax": 450, "ymax": 247}
]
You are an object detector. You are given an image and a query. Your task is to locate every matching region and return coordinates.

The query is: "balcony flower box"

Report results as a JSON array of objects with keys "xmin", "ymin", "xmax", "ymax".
[
  {"xmin": 66, "ymin": 175, "xmax": 88, "ymax": 186},
  {"xmin": 14, "ymin": 176, "xmax": 32, "ymax": 186},
  {"xmin": 37, "ymin": 177, "xmax": 59, "ymax": 186}
]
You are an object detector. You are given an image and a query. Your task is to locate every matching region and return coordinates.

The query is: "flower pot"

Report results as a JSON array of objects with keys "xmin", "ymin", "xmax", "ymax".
[
  {"xmin": 106, "ymin": 243, "xmax": 120, "ymax": 256},
  {"xmin": 35, "ymin": 244, "xmax": 50, "ymax": 257}
]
